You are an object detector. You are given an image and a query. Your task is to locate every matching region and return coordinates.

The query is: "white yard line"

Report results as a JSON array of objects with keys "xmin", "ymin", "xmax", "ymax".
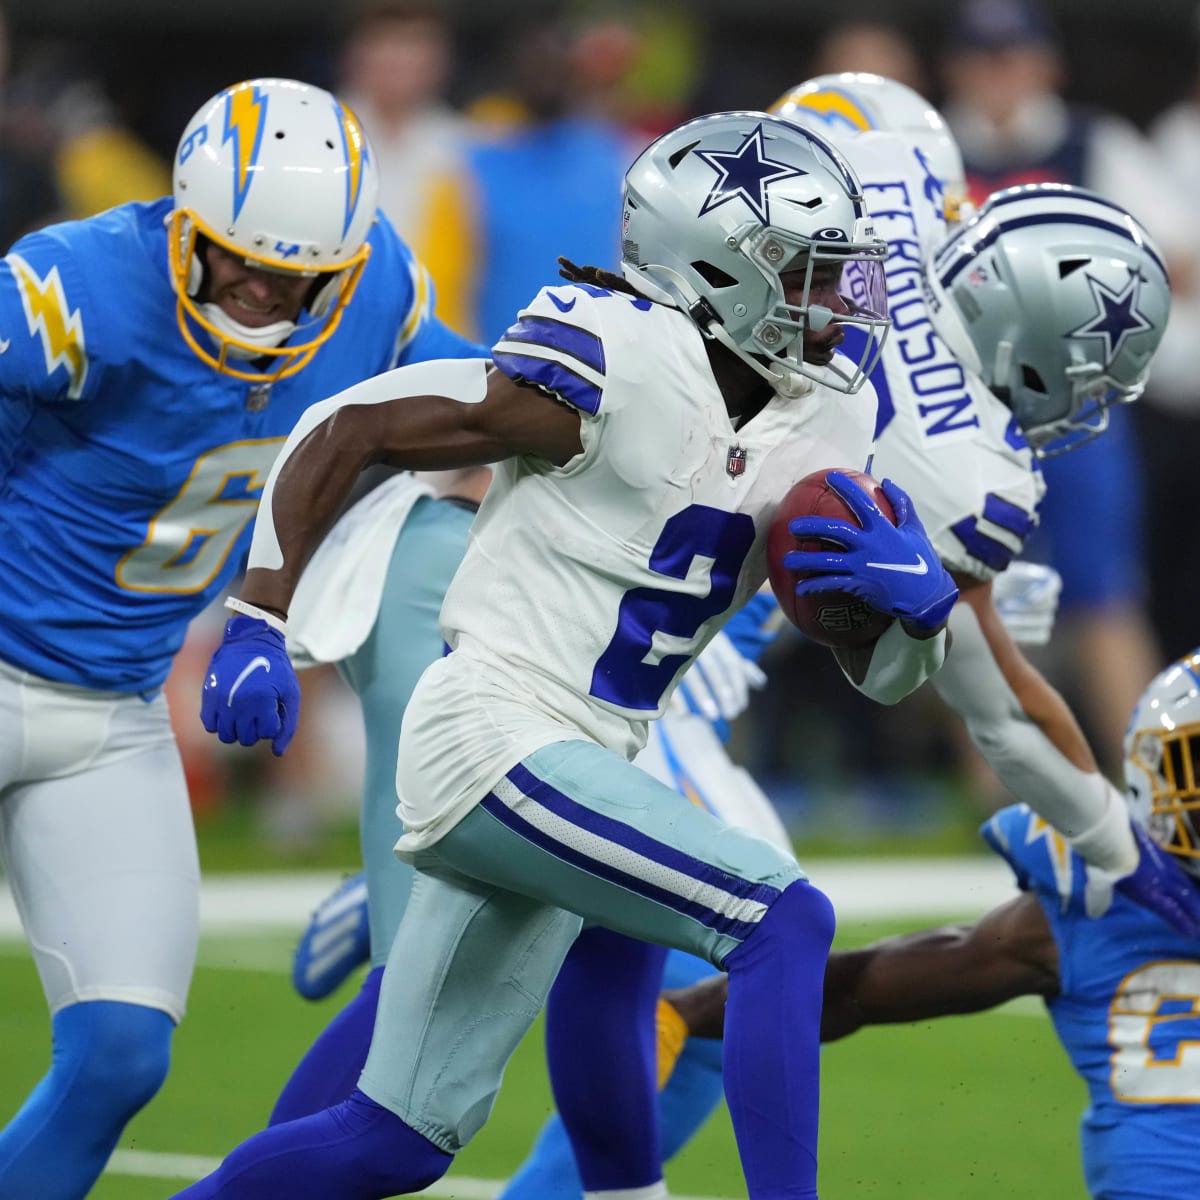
[
  {"xmin": 0, "ymin": 858, "xmax": 1016, "ymax": 942},
  {"xmin": 104, "ymin": 1149, "xmax": 734, "ymax": 1200}
]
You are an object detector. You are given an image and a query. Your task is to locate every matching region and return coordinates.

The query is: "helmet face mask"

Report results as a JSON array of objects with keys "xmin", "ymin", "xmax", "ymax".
[
  {"xmin": 924, "ymin": 184, "xmax": 1170, "ymax": 456},
  {"xmin": 621, "ymin": 112, "xmax": 890, "ymax": 395},
  {"xmin": 171, "ymin": 78, "xmax": 379, "ymax": 382},
  {"xmin": 1125, "ymin": 652, "xmax": 1200, "ymax": 879},
  {"xmin": 770, "ymin": 72, "xmax": 973, "ymax": 227}
]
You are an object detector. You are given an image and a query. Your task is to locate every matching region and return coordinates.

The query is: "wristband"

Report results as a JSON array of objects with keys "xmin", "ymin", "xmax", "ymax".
[{"xmin": 224, "ymin": 596, "xmax": 289, "ymax": 636}]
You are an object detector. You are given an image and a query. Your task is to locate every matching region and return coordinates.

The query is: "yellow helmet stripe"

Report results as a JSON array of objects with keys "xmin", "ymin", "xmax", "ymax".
[
  {"xmin": 223, "ymin": 82, "xmax": 268, "ymax": 221},
  {"xmin": 336, "ymin": 101, "xmax": 370, "ymax": 239}
]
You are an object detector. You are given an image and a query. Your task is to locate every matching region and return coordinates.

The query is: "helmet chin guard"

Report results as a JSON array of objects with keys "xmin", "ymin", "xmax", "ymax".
[
  {"xmin": 170, "ymin": 78, "xmax": 379, "ymax": 381},
  {"xmin": 620, "ymin": 111, "xmax": 890, "ymax": 395}
]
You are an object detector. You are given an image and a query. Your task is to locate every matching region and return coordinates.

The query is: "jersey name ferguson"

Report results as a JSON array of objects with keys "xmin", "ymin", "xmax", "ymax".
[
  {"xmin": 848, "ymin": 133, "xmax": 1045, "ymax": 581},
  {"xmin": 397, "ymin": 282, "xmax": 877, "ymax": 848}
]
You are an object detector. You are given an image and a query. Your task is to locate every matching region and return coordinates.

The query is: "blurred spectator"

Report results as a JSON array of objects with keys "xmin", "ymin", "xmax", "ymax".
[
  {"xmin": 336, "ymin": 0, "xmax": 471, "ymax": 256},
  {"xmin": 0, "ymin": 9, "xmax": 61, "ymax": 248},
  {"xmin": 811, "ymin": 20, "xmax": 928, "ymax": 94},
  {"xmin": 421, "ymin": 15, "xmax": 640, "ymax": 342},
  {"xmin": 3, "ymin": 41, "xmax": 167, "ymax": 219},
  {"xmin": 939, "ymin": 0, "xmax": 1192, "ymax": 773}
]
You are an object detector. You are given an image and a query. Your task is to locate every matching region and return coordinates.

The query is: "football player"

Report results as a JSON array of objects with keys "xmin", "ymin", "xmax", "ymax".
[
  {"xmin": 0, "ymin": 77, "xmax": 485, "ymax": 1199},
  {"xmin": 182, "ymin": 111, "xmax": 960, "ymax": 1199},
  {"xmin": 664, "ymin": 648, "xmax": 1200, "ymax": 1199},
  {"xmin": 499, "ymin": 76, "xmax": 1200, "ymax": 1200}
]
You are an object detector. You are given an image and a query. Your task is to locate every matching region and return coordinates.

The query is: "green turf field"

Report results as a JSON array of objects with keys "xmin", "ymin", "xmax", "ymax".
[{"xmin": 0, "ymin": 914, "xmax": 1089, "ymax": 1200}]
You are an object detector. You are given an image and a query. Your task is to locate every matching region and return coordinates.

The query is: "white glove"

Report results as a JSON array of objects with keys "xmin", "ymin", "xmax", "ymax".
[
  {"xmin": 672, "ymin": 631, "xmax": 767, "ymax": 724},
  {"xmin": 991, "ymin": 562, "xmax": 1063, "ymax": 646}
]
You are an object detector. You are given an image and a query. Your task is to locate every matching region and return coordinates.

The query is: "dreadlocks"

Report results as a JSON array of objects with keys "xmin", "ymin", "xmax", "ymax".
[{"xmin": 557, "ymin": 256, "xmax": 641, "ymax": 298}]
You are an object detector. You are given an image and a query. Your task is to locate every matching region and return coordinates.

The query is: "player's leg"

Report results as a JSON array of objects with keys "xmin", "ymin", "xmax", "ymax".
[
  {"xmin": 426, "ymin": 742, "xmax": 828, "ymax": 1200},
  {"xmin": 0, "ymin": 675, "xmax": 198, "ymax": 1199},
  {"xmin": 500, "ymin": 947, "xmax": 725, "ymax": 1200},
  {"xmin": 525, "ymin": 711, "xmax": 794, "ymax": 1200},
  {"xmin": 174, "ymin": 859, "xmax": 584, "ymax": 1200},
  {"xmin": 271, "ymin": 495, "xmax": 475, "ymax": 1123}
]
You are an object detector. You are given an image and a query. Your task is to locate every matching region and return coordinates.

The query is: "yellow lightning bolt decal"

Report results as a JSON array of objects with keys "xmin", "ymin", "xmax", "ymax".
[
  {"xmin": 337, "ymin": 102, "xmax": 370, "ymax": 237},
  {"xmin": 223, "ymin": 82, "xmax": 267, "ymax": 221},
  {"xmin": 9, "ymin": 254, "xmax": 87, "ymax": 399},
  {"xmin": 777, "ymin": 88, "xmax": 875, "ymax": 133},
  {"xmin": 1027, "ymin": 814, "xmax": 1076, "ymax": 911}
]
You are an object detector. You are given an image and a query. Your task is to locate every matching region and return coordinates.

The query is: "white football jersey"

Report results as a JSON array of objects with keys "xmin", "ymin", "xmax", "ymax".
[
  {"xmin": 396, "ymin": 282, "xmax": 876, "ymax": 849},
  {"xmin": 849, "ymin": 132, "xmax": 1045, "ymax": 581}
]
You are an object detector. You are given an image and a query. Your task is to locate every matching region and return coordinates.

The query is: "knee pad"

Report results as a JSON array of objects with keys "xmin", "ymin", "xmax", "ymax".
[{"xmin": 53, "ymin": 1001, "xmax": 174, "ymax": 1118}]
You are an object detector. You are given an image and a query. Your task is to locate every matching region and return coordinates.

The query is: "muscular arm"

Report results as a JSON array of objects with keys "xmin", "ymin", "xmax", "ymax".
[
  {"xmin": 931, "ymin": 575, "xmax": 1139, "ymax": 874},
  {"xmin": 821, "ymin": 892, "xmax": 1060, "ymax": 1041},
  {"xmin": 664, "ymin": 893, "xmax": 1059, "ymax": 1042},
  {"xmin": 239, "ymin": 359, "xmax": 582, "ymax": 618}
]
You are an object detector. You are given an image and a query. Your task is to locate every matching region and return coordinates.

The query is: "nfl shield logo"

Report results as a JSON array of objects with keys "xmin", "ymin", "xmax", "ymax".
[
  {"xmin": 726, "ymin": 446, "xmax": 747, "ymax": 478},
  {"xmin": 245, "ymin": 382, "xmax": 273, "ymax": 412}
]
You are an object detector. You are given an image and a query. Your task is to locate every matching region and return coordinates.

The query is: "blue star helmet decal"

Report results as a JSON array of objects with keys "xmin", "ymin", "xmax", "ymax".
[
  {"xmin": 1066, "ymin": 269, "xmax": 1154, "ymax": 363},
  {"xmin": 694, "ymin": 123, "xmax": 807, "ymax": 226}
]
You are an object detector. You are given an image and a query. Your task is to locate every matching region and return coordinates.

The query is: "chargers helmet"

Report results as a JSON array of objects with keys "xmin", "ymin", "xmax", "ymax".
[
  {"xmin": 620, "ymin": 111, "xmax": 890, "ymax": 395},
  {"xmin": 1125, "ymin": 651, "xmax": 1200, "ymax": 879},
  {"xmin": 770, "ymin": 73, "xmax": 971, "ymax": 225},
  {"xmin": 170, "ymin": 78, "xmax": 379, "ymax": 381},
  {"xmin": 923, "ymin": 183, "xmax": 1170, "ymax": 455}
]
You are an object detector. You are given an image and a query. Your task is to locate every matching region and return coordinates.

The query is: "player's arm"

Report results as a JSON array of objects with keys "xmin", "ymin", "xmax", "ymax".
[
  {"xmin": 931, "ymin": 573, "xmax": 1138, "ymax": 874},
  {"xmin": 662, "ymin": 892, "xmax": 1059, "ymax": 1042},
  {"xmin": 820, "ymin": 892, "xmax": 1060, "ymax": 1041},
  {"xmin": 240, "ymin": 360, "xmax": 581, "ymax": 621}
]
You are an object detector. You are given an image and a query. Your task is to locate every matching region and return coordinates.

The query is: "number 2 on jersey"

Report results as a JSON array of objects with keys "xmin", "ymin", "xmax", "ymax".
[
  {"xmin": 591, "ymin": 504, "xmax": 756, "ymax": 711},
  {"xmin": 1109, "ymin": 961, "xmax": 1200, "ymax": 1102}
]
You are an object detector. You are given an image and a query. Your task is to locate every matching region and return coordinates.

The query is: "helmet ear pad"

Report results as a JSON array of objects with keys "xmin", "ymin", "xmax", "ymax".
[{"xmin": 187, "ymin": 231, "xmax": 207, "ymax": 298}]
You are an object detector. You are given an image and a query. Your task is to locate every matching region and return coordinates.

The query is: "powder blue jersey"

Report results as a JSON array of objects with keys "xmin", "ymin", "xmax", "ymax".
[
  {"xmin": 0, "ymin": 198, "xmax": 484, "ymax": 693},
  {"xmin": 983, "ymin": 805, "xmax": 1200, "ymax": 1199}
]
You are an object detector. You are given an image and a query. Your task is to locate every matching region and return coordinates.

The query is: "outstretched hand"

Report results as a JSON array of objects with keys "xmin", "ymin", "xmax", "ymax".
[
  {"xmin": 200, "ymin": 615, "xmax": 300, "ymax": 756},
  {"xmin": 783, "ymin": 473, "xmax": 959, "ymax": 634}
]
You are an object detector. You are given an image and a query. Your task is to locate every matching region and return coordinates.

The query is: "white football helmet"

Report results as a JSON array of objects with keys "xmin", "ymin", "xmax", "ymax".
[
  {"xmin": 770, "ymin": 73, "xmax": 971, "ymax": 225},
  {"xmin": 620, "ymin": 111, "xmax": 890, "ymax": 395},
  {"xmin": 170, "ymin": 78, "xmax": 379, "ymax": 381},
  {"xmin": 1125, "ymin": 651, "xmax": 1200, "ymax": 879},
  {"xmin": 923, "ymin": 183, "xmax": 1170, "ymax": 455}
]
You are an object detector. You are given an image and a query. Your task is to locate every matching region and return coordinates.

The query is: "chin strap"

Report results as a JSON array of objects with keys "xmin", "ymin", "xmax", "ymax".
[{"xmin": 198, "ymin": 302, "xmax": 296, "ymax": 359}]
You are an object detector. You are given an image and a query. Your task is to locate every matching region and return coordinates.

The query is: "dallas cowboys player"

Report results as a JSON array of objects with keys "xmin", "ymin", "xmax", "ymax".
[
  {"xmin": 181, "ymin": 111, "xmax": 957, "ymax": 1200},
  {"xmin": 669, "ymin": 648, "xmax": 1200, "ymax": 1200},
  {"xmin": 0, "ymin": 77, "xmax": 484, "ymax": 1199},
  {"xmin": 497, "ymin": 79, "xmax": 1200, "ymax": 1200},
  {"xmin": 774, "ymin": 73, "xmax": 1183, "ymax": 903}
]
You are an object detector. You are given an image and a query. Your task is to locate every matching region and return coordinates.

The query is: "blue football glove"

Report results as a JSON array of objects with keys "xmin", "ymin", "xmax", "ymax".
[
  {"xmin": 783, "ymin": 473, "xmax": 959, "ymax": 634},
  {"xmin": 1115, "ymin": 822, "xmax": 1200, "ymax": 937},
  {"xmin": 200, "ymin": 615, "xmax": 300, "ymax": 756}
]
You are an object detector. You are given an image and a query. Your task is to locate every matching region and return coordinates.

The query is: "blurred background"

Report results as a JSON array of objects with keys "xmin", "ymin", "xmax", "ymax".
[{"xmin": 4, "ymin": 0, "xmax": 1197, "ymax": 862}]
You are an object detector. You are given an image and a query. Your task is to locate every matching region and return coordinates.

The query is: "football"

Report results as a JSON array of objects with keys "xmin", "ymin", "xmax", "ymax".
[{"xmin": 767, "ymin": 467, "xmax": 897, "ymax": 647}]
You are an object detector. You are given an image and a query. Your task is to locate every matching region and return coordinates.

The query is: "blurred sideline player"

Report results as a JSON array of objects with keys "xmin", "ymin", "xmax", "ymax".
[
  {"xmin": 0, "ymin": 77, "xmax": 484, "ymax": 1199},
  {"xmin": 667, "ymin": 648, "xmax": 1200, "ymax": 1200},
  {"xmin": 500, "ymin": 76, "xmax": 1193, "ymax": 1200},
  {"xmin": 274, "ymin": 465, "xmax": 781, "ymax": 1127},
  {"xmin": 180, "ymin": 111, "xmax": 962, "ymax": 1199}
]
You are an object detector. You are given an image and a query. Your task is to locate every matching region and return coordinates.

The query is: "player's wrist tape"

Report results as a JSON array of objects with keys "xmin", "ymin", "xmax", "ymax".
[{"xmin": 224, "ymin": 596, "xmax": 289, "ymax": 636}]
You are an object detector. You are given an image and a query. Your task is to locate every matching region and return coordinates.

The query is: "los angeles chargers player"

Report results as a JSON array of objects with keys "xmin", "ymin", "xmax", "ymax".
[
  {"xmin": 181, "ymin": 111, "xmax": 961, "ymax": 1200},
  {"xmin": 669, "ymin": 648, "xmax": 1200, "ymax": 1200},
  {"xmin": 0, "ymin": 77, "xmax": 485, "ymax": 1199}
]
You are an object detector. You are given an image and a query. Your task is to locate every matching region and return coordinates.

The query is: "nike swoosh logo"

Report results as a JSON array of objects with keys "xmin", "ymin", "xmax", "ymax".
[
  {"xmin": 227, "ymin": 656, "xmax": 270, "ymax": 705},
  {"xmin": 548, "ymin": 293, "xmax": 577, "ymax": 313},
  {"xmin": 865, "ymin": 555, "xmax": 929, "ymax": 575}
]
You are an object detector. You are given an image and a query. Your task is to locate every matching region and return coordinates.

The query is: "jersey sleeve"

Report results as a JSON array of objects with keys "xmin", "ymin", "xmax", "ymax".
[
  {"xmin": 490, "ymin": 284, "xmax": 611, "ymax": 418},
  {"xmin": 0, "ymin": 225, "xmax": 103, "ymax": 405},
  {"xmin": 981, "ymin": 803, "xmax": 1088, "ymax": 915}
]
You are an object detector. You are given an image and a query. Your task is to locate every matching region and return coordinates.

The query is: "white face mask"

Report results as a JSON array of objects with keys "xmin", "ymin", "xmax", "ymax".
[{"xmin": 198, "ymin": 302, "xmax": 297, "ymax": 360}]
